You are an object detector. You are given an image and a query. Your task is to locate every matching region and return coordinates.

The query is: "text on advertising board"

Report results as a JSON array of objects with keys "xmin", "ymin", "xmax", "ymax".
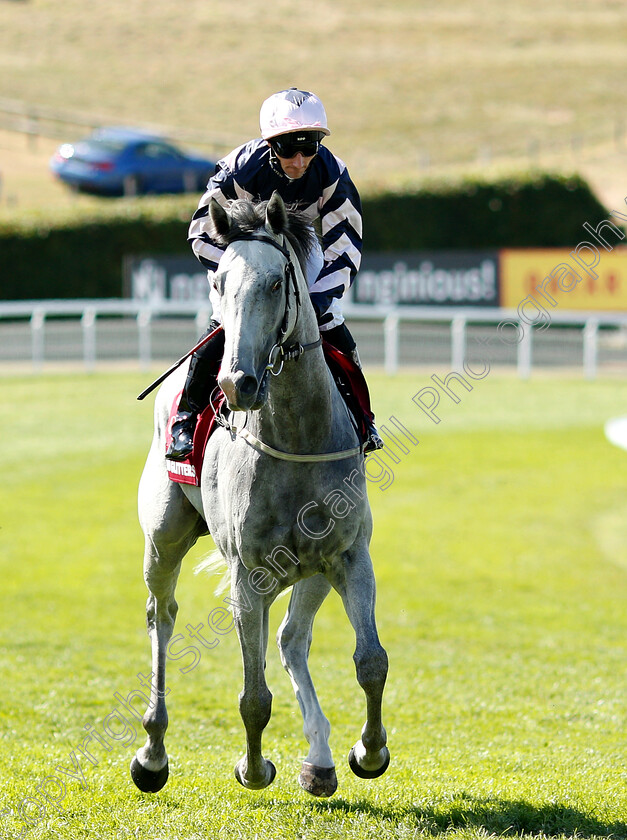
[{"xmin": 353, "ymin": 252, "xmax": 499, "ymax": 307}]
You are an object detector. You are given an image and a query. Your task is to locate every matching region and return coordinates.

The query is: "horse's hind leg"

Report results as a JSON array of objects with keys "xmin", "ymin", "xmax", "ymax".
[
  {"xmin": 332, "ymin": 540, "xmax": 390, "ymax": 779},
  {"xmin": 131, "ymin": 470, "xmax": 206, "ymax": 792},
  {"xmin": 276, "ymin": 574, "xmax": 337, "ymax": 797}
]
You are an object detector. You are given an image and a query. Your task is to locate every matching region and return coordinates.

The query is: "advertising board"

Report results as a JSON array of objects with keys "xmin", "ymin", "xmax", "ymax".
[
  {"xmin": 125, "ymin": 252, "xmax": 501, "ymax": 308},
  {"xmin": 353, "ymin": 251, "xmax": 499, "ymax": 307},
  {"xmin": 123, "ymin": 256, "xmax": 209, "ymax": 303},
  {"xmin": 500, "ymin": 247, "xmax": 627, "ymax": 312}
]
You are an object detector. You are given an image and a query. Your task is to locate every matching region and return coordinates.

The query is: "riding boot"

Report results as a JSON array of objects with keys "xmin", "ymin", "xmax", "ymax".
[
  {"xmin": 349, "ymin": 347, "xmax": 384, "ymax": 453},
  {"xmin": 166, "ymin": 322, "xmax": 224, "ymax": 461},
  {"xmin": 323, "ymin": 323, "xmax": 384, "ymax": 454}
]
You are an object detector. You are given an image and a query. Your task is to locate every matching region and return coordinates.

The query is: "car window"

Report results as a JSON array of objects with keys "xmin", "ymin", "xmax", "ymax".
[
  {"xmin": 137, "ymin": 143, "xmax": 183, "ymax": 161},
  {"xmin": 75, "ymin": 139, "xmax": 127, "ymax": 156}
]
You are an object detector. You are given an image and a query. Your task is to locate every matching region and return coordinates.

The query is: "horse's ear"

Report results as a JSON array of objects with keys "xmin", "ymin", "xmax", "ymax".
[
  {"xmin": 266, "ymin": 191, "xmax": 288, "ymax": 236},
  {"xmin": 209, "ymin": 198, "xmax": 231, "ymax": 238}
]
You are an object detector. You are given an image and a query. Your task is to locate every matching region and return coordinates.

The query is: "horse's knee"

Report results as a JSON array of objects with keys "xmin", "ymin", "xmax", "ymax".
[
  {"xmin": 354, "ymin": 644, "xmax": 388, "ymax": 692},
  {"xmin": 144, "ymin": 564, "xmax": 181, "ymax": 598},
  {"xmin": 277, "ymin": 623, "xmax": 303, "ymax": 664},
  {"xmin": 143, "ymin": 546, "xmax": 182, "ymax": 601},
  {"xmin": 144, "ymin": 593, "xmax": 178, "ymax": 632},
  {"xmin": 143, "ymin": 515, "xmax": 202, "ymax": 579},
  {"xmin": 276, "ymin": 622, "xmax": 291, "ymax": 654},
  {"xmin": 239, "ymin": 686, "xmax": 273, "ymax": 730}
]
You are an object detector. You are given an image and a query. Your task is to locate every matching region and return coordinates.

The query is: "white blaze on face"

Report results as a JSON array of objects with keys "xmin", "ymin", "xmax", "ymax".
[{"xmin": 216, "ymin": 240, "xmax": 286, "ymax": 408}]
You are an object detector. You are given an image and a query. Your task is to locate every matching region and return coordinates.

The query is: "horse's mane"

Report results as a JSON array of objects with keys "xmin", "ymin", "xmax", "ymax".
[{"xmin": 209, "ymin": 199, "xmax": 319, "ymax": 274}]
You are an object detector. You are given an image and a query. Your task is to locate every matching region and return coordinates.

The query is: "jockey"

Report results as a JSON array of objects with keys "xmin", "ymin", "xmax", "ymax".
[{"xmin": 166, "ymin": 87, "xmax": 384, "ymax": 461}]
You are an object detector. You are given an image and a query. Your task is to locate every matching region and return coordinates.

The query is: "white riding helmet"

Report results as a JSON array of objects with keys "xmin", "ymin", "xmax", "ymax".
[{"xmin": 260, "ymin": 88, "xmax": 331, "ymax": 140}]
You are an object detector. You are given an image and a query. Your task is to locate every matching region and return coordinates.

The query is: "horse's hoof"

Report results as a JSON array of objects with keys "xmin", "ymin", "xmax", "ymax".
[
  {"xmin": 234, "ymin": 758, "xmax": 277, "ymax": 790},
  {"xmin": 298, "ymin": 762, "xmax": 338, "ymax": 797},
  {"xmin": 348, "ymin": 745, "xmax": 390, "ymax": 779},
  {"xmin": 130, "ymin": 756, "xmax": 169, "ymax": 793}
]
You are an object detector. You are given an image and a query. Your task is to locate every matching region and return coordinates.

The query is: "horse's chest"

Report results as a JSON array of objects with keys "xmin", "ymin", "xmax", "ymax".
[{"xmin": 222, "ymin": 461, "xmax": 366, "ymax": 567}]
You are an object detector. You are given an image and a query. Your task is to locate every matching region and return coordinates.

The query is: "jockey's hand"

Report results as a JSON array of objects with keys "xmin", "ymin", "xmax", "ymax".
[
  {"xmin": 320, "ymin": 322, "xmax": 357, "ymax": 357},
  {"xmin": 350, "ymin": 347, "xmax": 362, "ymax": 369}
]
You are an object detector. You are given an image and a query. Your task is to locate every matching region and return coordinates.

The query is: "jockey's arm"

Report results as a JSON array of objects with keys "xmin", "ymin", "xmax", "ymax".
[
  {"xmin": 188, "ymin": 186, "xmax": 228, "ymax": 274},
  {"xmin": 309, "ymin": 167, "xmax": 363, "ymax": 330}
]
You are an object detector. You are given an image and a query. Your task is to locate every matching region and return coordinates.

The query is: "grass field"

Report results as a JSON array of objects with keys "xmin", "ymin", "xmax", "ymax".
[
  {"xmin": 1, "ymin": 1, "xmax": 627, "ymax": 218},
  {"xmin": 0, "ymin": 369, "xmax": 626, "ymax": 839}
]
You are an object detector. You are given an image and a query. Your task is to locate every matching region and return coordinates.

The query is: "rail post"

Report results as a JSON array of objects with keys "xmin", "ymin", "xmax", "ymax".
[
  {"xmin": 137, "ymin": 309, "xmax": 152, "ymax": 372},
  {"xmin": 583, "ymin": 317, "xmax": 599, "ymax": 380},
  {"xmin": 384, "ymin": 312, "xmax": 399, "ymax": 375},
  {"xmin": 30, "ymin": 307, "xmax": 45, "ymax": 370},
  {"xmin": 82, "ymin": 307, "xmax": 97, "ymax": 372},
  {"xmin": 451, "ymin": 316, "xmax": 466, "ymax": 371},
  {"xmin": 517, "ymin": 321, "xmax": 532, "ymax": 380}
]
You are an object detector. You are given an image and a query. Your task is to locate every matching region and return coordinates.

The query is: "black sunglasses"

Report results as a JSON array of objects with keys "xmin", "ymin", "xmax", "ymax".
[{"xmin": 270, "ymin": 133, "xmax": 321, "ymax": 159}]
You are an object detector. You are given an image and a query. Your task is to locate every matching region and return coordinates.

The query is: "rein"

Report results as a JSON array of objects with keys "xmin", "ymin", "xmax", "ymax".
[{"xmin": 215, "ymin": 231, "xmax": 363, "ymax": 463}]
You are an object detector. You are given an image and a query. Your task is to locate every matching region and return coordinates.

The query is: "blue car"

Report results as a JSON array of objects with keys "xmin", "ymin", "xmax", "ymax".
[{"xmin": 50, "ymin": 127, "xmax": 216, "ymax": 196}]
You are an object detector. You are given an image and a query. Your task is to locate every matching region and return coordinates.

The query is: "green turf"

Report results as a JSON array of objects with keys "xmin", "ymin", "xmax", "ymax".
[{"xmin": 1, "ymin": 371, "xmax": 626, "ymax": 839}]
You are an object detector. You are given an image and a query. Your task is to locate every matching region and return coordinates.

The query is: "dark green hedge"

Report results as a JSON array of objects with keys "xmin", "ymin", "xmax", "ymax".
[
  {"xmin": 363, "ymin": 173, "xmax": 610, "ymax": 251},
  {"xmin": 0, "ymin": 210, "xmax": 193, "ymax": 300},
  {"xmin": 0, "ymin": 174, "xmax": 611, "ymax": 300}
]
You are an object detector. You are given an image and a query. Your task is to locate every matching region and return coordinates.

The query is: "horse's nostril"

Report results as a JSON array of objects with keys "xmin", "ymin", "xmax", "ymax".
[{"xmin": 239, "ymin": 375, "xmax": 258, "ymax": 398}]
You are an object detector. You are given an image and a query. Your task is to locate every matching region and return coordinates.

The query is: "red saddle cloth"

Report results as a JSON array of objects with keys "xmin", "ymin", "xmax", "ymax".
[
  {"xmin": 165, "ymin": 389, "xmax": 225, "ymax": 486},
  {"xmin": 165, "ymin": 342, "xmax": 372, "ymax": 486}
]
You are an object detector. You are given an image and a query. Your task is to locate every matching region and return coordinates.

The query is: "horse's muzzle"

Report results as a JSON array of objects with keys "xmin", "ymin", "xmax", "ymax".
[{"xmin": 218, "ymin": 370, "xmax": 266, "ymax": 411}]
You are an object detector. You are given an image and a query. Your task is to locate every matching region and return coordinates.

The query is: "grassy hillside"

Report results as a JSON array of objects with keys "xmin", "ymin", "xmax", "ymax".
[{"xmin": 1, "ymin": 0, "xmax": 627, "ymax": 218}]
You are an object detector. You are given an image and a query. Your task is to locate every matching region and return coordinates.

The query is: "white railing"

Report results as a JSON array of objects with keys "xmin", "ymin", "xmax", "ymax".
[{"xmin": 0, "ymin": 299, "xmax": 626, "ymax": 379}]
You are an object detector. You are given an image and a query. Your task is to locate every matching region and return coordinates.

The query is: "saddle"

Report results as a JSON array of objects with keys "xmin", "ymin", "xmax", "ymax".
[{"xmin": 165, "ymin": 342, "xmax": 374, "ymax": 486}]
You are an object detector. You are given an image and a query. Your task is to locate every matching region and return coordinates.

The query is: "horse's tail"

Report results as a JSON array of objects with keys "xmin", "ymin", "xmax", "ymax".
[
  {"xmin": 194, "ymin": 549, "xmax": 230, "ymax": 596},
  {"xmin": 194, "ymin": 549, "xmax": 293, "ymax": 604}
]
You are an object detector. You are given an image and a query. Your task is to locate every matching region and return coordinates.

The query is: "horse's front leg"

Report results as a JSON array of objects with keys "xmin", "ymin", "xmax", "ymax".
[
  {"xmin": 130, "ymin": 470, "xmax": 204, "ymax": 793},
  {"xmin": 231, "ymin": 566, "xmax": 276, "ymax": 790},
  {"xmin": 130, "ymin": 538, "xmax": 183, "ymax": 792},
  {"xmin": 332, "ymin": 539, "xmax": 390, "ymax": 779}
]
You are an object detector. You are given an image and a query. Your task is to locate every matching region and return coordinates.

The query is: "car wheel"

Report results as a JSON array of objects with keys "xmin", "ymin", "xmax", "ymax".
[
  {"xmin": 123, "ymin": 175, "xmax": 141, "ymax": 197},
  {"xmin": 182, "ymin": 170, "xmax": 200, "ymax": 193}
]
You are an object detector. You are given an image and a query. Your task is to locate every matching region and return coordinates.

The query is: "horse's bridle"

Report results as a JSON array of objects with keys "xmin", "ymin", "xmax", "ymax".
[
  {"xmin": 227, "ymin": 233, "xmax": 322, "ymax": 380},
  {"xmin": 214, "ymin": 232, "xmax": 363, "ymax": 462}
]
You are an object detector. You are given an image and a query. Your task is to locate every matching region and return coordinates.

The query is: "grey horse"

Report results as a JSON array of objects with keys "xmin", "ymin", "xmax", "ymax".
[{"xmin": 131, "ymin": 193, "xmax": 389, "ymax": 798}]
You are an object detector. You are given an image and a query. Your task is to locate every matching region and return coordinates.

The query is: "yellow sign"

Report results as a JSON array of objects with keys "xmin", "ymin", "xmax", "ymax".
[{"xmin": 500, "ymin": 247, "xmax": 627, "ymax": 311}]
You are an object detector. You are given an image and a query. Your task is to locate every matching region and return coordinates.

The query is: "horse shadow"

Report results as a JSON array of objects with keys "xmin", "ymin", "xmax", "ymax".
[{"xmin": 252, "ymin": 792, "xmax": 626, "ymax": 838}]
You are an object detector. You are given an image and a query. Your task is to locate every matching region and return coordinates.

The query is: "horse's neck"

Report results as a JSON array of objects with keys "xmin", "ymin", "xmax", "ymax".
[
  {"xmin": 249, "ymin": 238, "xmax": 354, "ymax": 453},
  {"xmin": 261, "ymin": 358, "xmax": 337, "ymax": 452},
  {"xmin": 254, "ymin": 302, "xmax": 346, "ymax": 453}
]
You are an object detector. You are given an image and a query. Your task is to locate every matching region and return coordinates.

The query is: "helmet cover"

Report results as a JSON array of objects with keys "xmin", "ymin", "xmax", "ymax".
[{"xmin": 260, "ymin": 88, "xmax": 330, "ymax": 140}]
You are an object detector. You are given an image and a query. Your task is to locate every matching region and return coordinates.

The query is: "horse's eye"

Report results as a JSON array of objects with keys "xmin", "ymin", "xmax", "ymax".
[{"xmin": 270, "ymin": 278, "xmax": 283, "ymax": 293}]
